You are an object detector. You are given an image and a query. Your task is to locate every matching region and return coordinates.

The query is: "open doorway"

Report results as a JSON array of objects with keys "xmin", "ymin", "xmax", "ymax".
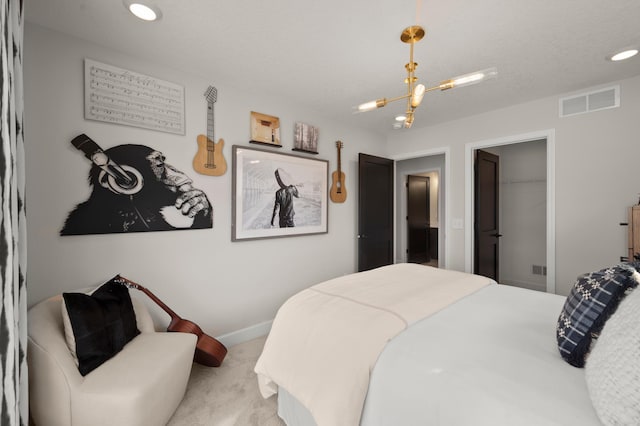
[
  {"xmin": 407, "ymin": 174, "xmax": 434, "ymax": 265},
  {"xmin": 466, "ymin": 130, "xmax": 556, "ymax": 293},
  {"xmin": 395, "ymin": 154, "xmax": 445, "ymax": 268}
]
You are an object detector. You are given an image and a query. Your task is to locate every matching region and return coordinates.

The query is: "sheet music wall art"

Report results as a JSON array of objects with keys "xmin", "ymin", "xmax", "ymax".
[
  {"xmin": 84, "ymin": 59, "xmax": 185, "ymax": 135},
  {"xmin": 60, "ymin": 134, "xmax": 212, "ymax": 236}
]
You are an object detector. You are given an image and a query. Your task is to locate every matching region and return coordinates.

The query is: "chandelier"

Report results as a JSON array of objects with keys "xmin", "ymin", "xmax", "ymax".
[{"xmin": 355, "ymin": 25, "xmax": 497, "ymax": 128}]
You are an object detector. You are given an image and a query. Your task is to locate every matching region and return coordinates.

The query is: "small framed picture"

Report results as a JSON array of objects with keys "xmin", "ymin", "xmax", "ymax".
[
  {"xmin": 293, "ymin": 122, "xmax": 319, "ymax": 154},
  {"xmin": 232, "ymin": 145, "xmax": 328, "ymax": 241},
  {"xmin": 250, "ymin": 111, "xmax": 281, "ymax": 147}
]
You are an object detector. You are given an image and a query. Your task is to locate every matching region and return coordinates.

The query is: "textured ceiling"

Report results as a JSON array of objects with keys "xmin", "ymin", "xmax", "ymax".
[{"xmin": 25, "ymin": 0, "xmax": 640, "ymax": 135}]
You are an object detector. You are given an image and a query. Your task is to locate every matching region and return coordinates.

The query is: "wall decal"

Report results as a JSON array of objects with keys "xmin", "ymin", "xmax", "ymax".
[
  {"xmin": 61, "ymin": 134, "xmax": 212, "ymax": 236},
  {"xmin": 84, "ymin": 59, "xmax": 185, "ymax": 135},
  {"xmin": 329, "ymin": 140, "xmax": 347, "ymax": 203},
  {"xmin": 231, "ymin": 145, "xmax": 328, "ymax": 241},
  {"xmin": 193, "ymin": 85, "xmax": 226, "ymax": 176}
]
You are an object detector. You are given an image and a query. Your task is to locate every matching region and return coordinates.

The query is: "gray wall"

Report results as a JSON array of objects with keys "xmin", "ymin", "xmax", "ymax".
[
  {"xmin": 387, "ymin": 76, "xmax": 640, "ymax": 296},
  {"xmin": 24, "ymin": 22, "xmax": 640, "ymax": 342},
  {"xmin": 24, "ymin": 24, "xmax": 386, "ymax": 340}
]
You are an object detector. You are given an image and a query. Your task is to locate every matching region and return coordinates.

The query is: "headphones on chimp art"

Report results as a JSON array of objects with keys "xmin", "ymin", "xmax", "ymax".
[{"xmin": 70, "ymin": 134, "xmax": 144, "ymax": 195}]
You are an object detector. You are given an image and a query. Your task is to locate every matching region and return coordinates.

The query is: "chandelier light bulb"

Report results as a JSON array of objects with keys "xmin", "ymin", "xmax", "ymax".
[
  {"xmin": 454, "ymin": 73, "xmax": 484, "ymax": 86},
  {"xmin": 356, "ymin": 99, "xmax": 387, "ymax": 112},
  {"xmin": 450, "ymin": 67, "xmax": 498, "ymax": 88},
  {"xmin": 411, "ymin": 84, "xmax": 426, "ymax": 108},
  {"xmin": 358, "ymin": 101, "xmax": 379, "ymax": 112}
]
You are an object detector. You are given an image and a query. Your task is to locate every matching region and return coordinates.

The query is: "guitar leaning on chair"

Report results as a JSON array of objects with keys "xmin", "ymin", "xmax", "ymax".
[
  {"xmin": 193, "ymin": 85, "xmax": 227, "ymax": 176},
  {"xmin": 115, "ymin": 275, "xmax": 227, "ymax": 367},
  {"xmin": 330, "ymin": 140, "xmax": 347, "ymax": 203}
]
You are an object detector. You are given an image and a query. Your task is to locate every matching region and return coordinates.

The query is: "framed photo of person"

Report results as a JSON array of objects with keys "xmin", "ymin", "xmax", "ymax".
[{"xmin": 231, "ymin": 145, "xmax": 328, "ymax": 241}]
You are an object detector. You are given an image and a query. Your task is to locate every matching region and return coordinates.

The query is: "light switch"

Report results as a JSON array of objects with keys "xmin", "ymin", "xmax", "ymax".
[{"xmin": 452, "ymin": 218, "xmax": 463, "ymax": 229}]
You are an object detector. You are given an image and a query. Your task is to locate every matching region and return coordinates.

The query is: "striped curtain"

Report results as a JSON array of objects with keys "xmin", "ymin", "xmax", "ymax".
[{"xmin": 1, "ymin": 0, "xmax": 28, "ymax": 424}]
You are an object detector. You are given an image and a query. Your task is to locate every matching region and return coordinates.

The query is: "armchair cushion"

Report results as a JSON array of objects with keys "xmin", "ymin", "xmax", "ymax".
[{"xmin": 62, "ymin": 277, "xmax": 140, "ymax": 375}]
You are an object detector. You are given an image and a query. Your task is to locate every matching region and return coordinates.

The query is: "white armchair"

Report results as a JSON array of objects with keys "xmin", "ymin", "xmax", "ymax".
[{"xmin": 28, "ymin": 291, "xmax": 197, "ymax": 426}]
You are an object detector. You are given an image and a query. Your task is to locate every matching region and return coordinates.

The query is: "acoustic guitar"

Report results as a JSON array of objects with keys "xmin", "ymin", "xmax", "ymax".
[
  {"xmin": 115, "ymin": 275, "xmax": 227, "ymax": 367},
  {"xmin": 193, "ymin": 86, "xmax": 227, "ymax": 176},
  {"xmin": 330, "ymin": 140, "xmax": 347, "ymax": 203}
]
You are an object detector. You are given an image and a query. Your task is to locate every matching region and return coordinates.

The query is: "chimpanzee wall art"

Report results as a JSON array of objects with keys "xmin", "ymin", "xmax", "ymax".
[{"xmin": 60, "ymin": 134, "xmax": 213, "ymax": 236}]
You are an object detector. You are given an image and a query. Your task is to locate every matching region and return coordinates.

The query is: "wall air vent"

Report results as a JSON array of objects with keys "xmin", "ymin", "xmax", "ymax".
[{"xmin": 559, "ymin": 85, "xmax": 619, "ymax": 117}]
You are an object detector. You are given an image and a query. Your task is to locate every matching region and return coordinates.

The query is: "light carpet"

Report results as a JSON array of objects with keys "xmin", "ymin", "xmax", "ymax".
[{"xmin": 168, "ymin": 336, "xmax": 285, "ymax": 426}]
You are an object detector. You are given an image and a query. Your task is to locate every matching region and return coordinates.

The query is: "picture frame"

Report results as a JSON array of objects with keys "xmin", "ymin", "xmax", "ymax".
[
  {"xmin": 292, "ymin": 121, "xmax": 319, "ymax": 154},
  {"xmin": 249, "ymin": 111, "xmax": 281, "ymax": 147},
  {"xmin": 84, "ymin": 59, "xmax": 185, "ymax": 135},
  {"xmin": 232, "ymin": 145, "xmax": 328, "ymax": 241}
]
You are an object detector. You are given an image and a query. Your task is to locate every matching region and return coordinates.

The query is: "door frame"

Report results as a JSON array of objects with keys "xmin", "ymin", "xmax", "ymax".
[
  {"xmin": 391, "ymin": 147, "xmax": 451, "ymax": 269},
  {"xmin": 464, "ymin": 129, "xmax": 556, "ymax": 293}
]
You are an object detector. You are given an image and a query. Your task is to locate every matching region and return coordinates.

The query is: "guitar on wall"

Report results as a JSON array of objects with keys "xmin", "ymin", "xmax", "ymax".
[
  {"xmin": 193, "ymin": 85, "xmax": 227, "ymax": 176},
  {"xmin": 330, "ymin": 140, "xmax": 347, "ymax": 203},
  {"xmin": 115, "ymin": 275, "xmax": 227, "ymax": 367}
]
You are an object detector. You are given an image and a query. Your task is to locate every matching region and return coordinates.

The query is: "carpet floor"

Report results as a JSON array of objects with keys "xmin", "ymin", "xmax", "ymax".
[{"xmin": 168, "ymin": 336, "xmax": 285, "ymax": 426}]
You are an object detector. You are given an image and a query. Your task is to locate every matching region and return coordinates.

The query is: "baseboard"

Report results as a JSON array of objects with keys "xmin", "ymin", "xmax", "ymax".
[{"xmin": 216, "ymin": 320, "xmax": 273, "ymax": 348}]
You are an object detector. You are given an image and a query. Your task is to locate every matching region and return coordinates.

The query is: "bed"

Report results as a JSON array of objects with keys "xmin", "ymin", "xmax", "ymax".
[{"xmin": 254, "ymin": 263, "xmax": 640, "ymax": 426}]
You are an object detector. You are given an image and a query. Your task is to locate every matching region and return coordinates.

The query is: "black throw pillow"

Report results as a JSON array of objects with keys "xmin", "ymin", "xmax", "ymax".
[{"xmin": 62, "ymin": 277, "xmax": 140, "ymax": 376}]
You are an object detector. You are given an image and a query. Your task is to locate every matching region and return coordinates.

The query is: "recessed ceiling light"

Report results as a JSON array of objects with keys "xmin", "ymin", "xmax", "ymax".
[
  {"xmin": 608, "ymin": 48, "xmax": 638, "ymax": 62},
  {"xmin": 395, "ymin": 115, "xmax": 407, "ymax": 122},
  {"xmin": 124, "ymin": 1, "xmax": 161, "ymax": 21}
]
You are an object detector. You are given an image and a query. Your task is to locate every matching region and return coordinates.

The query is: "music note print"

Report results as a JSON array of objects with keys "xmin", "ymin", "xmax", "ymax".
[{"xmin": 84, "ymin": 58, "xmax": 186, "ymax": 135}]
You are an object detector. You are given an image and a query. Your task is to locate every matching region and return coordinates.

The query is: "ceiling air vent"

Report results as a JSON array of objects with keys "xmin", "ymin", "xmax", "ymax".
[{"xmin": 559, "ymin": 85, "xmax": 619, "ymax": 117}]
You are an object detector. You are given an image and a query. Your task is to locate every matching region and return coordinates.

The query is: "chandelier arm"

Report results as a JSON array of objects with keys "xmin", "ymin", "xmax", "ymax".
[
  {"xmin": 405, "ymin": 35, "xmax": 417, "ymax": 114},
  {"xmin": 424, "ymin": 84, "xmax": 445, "ymax": 93},
  {"xmin": 387, "ymin": 93, "xmax": 411, "ymax": 104}
]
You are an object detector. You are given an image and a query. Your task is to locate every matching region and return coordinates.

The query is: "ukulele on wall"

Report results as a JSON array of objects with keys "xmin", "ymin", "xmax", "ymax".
[
  {"xmin": 193, "ymin": 86, "xmax": 227, "ymax": 176},
  {"xmin": 115, "ymin": 275, "xmax": 227, "ymax": 367},
  {"xmin": 330, "ymin": 140, "xmax": 347, "ymax": 203}
]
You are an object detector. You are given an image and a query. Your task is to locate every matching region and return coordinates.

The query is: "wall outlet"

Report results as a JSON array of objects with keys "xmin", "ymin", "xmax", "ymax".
[{"xmin": 452, "ymin": 218, "xmax": 463, "ymax": 229}]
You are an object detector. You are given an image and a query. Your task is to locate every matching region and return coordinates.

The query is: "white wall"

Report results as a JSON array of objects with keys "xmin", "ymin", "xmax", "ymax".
[
  {"xmin": 24, "ymin": 23, "xmax": 640, "ymax": 335},
  {"xmin": 23, "ymin": 24, "xmax": 386, "ymax": 338},
  {"xmin": 387, "ymin": 75, "xmax": 640, "ymax": 295}
]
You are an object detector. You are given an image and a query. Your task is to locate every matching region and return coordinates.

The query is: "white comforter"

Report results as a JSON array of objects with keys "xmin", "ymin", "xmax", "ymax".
[
  {"xmin": 360, "ymin": 284, "xmax": 601, "ymax": 426},
  {"xmin": 254, "ymin": 263, "xmax": 494, "ymax": 426}
]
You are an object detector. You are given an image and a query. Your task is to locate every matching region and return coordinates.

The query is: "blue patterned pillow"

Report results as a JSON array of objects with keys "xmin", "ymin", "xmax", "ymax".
[{"xmin": 556, "ymin": 263, "xmax": 639, "ymax": 367}]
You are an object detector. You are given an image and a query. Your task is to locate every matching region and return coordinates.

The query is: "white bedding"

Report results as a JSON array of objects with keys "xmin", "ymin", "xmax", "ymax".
[
  {"xmin": 278, "ymin": 282, "xmax": 601, "ymax": 426},
  {"xmin": 255, "ymin": 263, "xmax": 493, "ymax": 426}
]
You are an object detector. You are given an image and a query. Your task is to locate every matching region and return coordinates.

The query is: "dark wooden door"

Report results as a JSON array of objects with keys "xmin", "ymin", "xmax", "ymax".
[
  {"xmin": 407, "ymin": 175, "xmax": 430, "ymax": 263},
  {"xmin": 474, "ymin": 149, "xmax": 501, "ymax": 281},
  {"xmin": 358, "ymin": 153, "xmax": 394, "ymax": 272}
]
